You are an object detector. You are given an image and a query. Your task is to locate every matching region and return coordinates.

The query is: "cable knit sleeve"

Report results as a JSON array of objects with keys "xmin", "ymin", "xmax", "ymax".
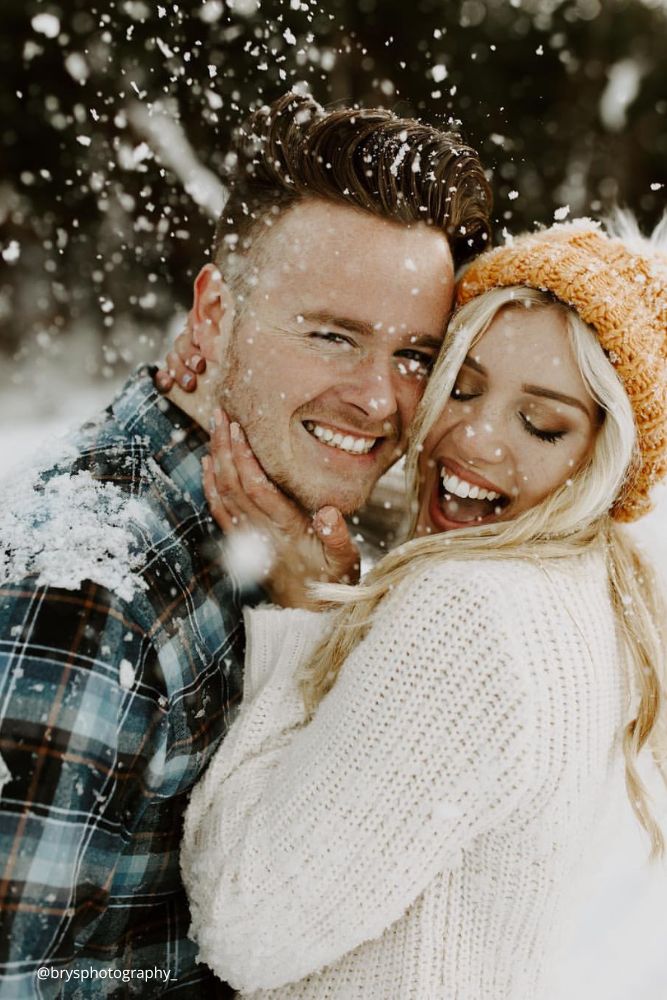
[{"xmin": 181, "ymin": 563, "xmax": 536, "ymax": 992}]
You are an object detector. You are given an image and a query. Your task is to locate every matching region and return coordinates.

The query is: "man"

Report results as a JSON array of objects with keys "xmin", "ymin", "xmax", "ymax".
[{"xmin": 0, "ymin": 92, "xmax": 490, "ymax": 996}]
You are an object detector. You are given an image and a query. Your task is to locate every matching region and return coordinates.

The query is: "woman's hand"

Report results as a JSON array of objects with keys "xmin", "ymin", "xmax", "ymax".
[
  {"xmin": 155, "ymin": 313, "xmax": 207, "ymax": 394},
  {"xmin": 203, "ymin": 409, "xmax": 360, "ymax": 609}
]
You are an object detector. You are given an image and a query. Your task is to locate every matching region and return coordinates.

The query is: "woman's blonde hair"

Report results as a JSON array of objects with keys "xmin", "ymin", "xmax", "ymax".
[{"xmin": 300, "ymin": 286, "xmax": 667, "ymax": 859}]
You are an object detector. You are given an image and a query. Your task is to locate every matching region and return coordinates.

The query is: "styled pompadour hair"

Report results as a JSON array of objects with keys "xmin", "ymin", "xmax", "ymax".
[{"xmin": 213, "ymin": 91, "xmax": 492, "ymax": 282}]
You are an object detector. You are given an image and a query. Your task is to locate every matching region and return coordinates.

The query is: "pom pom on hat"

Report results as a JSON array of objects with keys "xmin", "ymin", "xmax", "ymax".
[{"xmin": 456, "ymin": 216, "xmax": 667, "ymax": 522}]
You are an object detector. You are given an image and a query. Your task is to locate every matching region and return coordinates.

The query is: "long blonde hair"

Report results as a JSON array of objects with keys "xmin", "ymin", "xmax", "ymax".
[{"xmin": 300, "ymin": 287, "xmax": 667, "ymax": 858}]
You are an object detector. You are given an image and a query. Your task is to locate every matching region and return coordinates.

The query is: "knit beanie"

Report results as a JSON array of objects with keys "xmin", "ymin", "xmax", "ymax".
[{"xmin": 456, "ymin": 217, "xmax": 667, "ymax": 522}]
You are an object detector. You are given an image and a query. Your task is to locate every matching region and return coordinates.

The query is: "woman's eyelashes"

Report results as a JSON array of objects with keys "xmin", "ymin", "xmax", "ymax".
[
  {"xmin": 519, "ymin": 412, "xmax": 567, "ymax": 444},
  {"xmin": 451, "ymin": 387, "xmax": 479, "ymax": 402},
  {"xmin": 450, "ymin": 378, "xmax": 482, "ymax": 402},
  {"xmin": 450, "ymin": 381, "xmax": 568, "ymax": 444}
]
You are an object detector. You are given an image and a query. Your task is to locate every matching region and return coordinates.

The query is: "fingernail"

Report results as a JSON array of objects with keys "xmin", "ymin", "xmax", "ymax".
[
  {"xmin": 181, "ymin": 373, "xmax": 194, "ymax": 389},
  {"xmin": 230, "ymin": 421, "xmax": 241, "ymax": 442},
  {"xmin": 317, "ymin": 506, "xmax": 339, "ymax": 528},
  {"xmin": 214, "ymin": 407, "xmax": 224, "ymax": 427},
  {"xmin": 155, "ymin": 372, "xmax": 171, "ymax": 393},
  {"xmin": 190, "ymin": 354, "xmax": 205, "ymax": 373}
]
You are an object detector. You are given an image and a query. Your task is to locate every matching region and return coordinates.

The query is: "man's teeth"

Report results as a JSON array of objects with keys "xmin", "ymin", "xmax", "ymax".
[
  {"xmin": 440, "ymin": 468, "xmax": 501, "ymax": 502},
  {"xmin": 305, "ymin": 421, "xmax": 376, "ymax": 455}
]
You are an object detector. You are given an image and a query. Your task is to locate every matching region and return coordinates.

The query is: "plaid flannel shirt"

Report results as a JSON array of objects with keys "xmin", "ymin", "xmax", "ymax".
[{"xmin": 0, "ymin": 367, "xmax": 258, "ymax": 997}]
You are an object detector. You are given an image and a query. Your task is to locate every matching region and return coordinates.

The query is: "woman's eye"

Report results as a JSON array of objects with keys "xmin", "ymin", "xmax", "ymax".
[
  {"xmin": 451, "ymin": 383, "xmax": 480, "ymax": 402},
  {"xmin": 395, "ymin": 351, "xmax": 434, "ymax": 377},
  {"xmin": 520, "ymin": 412, "xmax": 567, "ymax": 444}
]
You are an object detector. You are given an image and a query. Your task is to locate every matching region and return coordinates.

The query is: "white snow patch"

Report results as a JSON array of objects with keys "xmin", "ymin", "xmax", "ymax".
[
  {"xmin": 0, "ymin": 753, "xmax": 11, "ymax": 796},
  {"xmin": 64, "ymin": 52, "xmax": 89, "ymax": 83},
  {"xmin": 222, "ymin": 530, "xmax": 272, "ymax": 587},
  {"xmin": 227, "ymin": 0, "xmax": 260, "ymax": 15},
  {"xmin": 599, "ymin": 59, "xmax": 643, "ymax": 132},
  {"xmin": 0, "ymin": 470, "xmax": 149, "ymax": 603},
  {"xmin": 2, "ymin": 241, "xmax": 20, "ymax": 263},
  {"xmin": 205, "ymin": 89, "xmax": 223, "ymax": 110},
  {"xmin": 119, "ymin": 659, "xmax": 136, "ymax": 690},
  {"xmin": 156, "ymin": 37, "xmax": 175, "ymax": 59},
  {"xmin": 389, "ymin": 143, "xmax": 410, "ymax": 178},
  {"xmin": 124, "ymin": 0, "xmax": 151, "ymax": 17},
  {"xmin": 31, "ymin": 13, "xmax": 60, "ymax": 38},
  {"xmin": 199, "ymin": 1, "xmax": 224, "ymax": 23}
]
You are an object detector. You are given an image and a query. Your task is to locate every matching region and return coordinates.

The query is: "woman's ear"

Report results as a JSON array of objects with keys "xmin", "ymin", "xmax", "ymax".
[{"xmin": 191, "ymin": 263, "xmax": 236, "ymax": 364}]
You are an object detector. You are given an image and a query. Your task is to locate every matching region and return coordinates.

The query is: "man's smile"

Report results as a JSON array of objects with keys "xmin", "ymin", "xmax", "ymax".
[{"xmin": 303, "ymin": 420, "xmax": 382, "ymax": 456}]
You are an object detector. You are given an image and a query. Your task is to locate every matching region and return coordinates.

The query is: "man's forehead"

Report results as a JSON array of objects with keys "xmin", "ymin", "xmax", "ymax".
[{"xmin": 261, "ymin": 198, "xmax": 451, "ymax": 263}]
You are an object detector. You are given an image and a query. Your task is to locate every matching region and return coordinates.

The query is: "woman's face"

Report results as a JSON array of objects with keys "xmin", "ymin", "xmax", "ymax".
[{"xmin": 416, "ymin": 304, "xmax": 600, "ymax": 535}]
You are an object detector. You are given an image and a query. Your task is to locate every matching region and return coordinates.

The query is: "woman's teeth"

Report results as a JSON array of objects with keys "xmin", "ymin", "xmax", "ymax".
[
  {"xmin": 440, "ymin": 468, "xmax": 501, "ymax": 502},
  {"xmin": 304, "ymin": 421, "xmax": 376, "ymax": 455}
]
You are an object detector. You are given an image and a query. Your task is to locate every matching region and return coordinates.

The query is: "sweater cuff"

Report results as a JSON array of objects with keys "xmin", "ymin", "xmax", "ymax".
[{"xmin": 242, "ymin": 606, "xmax": 335, "ymax": 699}]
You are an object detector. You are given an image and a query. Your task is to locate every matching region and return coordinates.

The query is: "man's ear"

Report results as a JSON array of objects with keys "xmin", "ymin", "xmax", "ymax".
[{"xmin": 191, "ymin": 263, "xmax": 235, "ymax": 365}]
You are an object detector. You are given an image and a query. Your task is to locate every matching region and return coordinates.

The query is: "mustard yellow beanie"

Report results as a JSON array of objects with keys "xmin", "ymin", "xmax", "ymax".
[{"xmin": 456, "ymin": 217, "xmax": 667, "ymax": 522}]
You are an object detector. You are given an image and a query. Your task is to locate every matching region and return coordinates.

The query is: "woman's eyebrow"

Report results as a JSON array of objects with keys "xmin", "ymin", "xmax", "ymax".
[
  {"xmin": 462, "ymin": 356, "xmax": 590, "ymax": 416},
  {"xmin": 522, "ymin": 384, "xmax": 590, "ymax": 415},
  {"xmin": 462, "ymin": 355, "xmax": 486, "ymax": 374}
]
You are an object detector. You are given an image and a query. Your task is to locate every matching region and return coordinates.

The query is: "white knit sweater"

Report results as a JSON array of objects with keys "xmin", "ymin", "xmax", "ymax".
[{"xmin": 181, "ymin": 548, "xmax": 626, "ymax": 999}]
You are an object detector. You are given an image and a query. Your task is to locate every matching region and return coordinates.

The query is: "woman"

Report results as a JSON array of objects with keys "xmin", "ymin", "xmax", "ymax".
[{"xmin": 180, "ymin": 218, "xmax": 667, "ymax": 999}]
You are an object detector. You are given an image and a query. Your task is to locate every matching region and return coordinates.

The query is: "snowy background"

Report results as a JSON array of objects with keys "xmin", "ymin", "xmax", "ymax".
[{"xmin": 2, "ymin": 0, "xmax": 667, "ymax": 995}]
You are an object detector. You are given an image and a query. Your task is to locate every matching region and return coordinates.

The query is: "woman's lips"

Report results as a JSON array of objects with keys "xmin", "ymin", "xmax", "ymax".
[
  {"xmin": 438, "ymin": 456, "xmax": 507, "ymax": 497},
  {"xmin": 426, "ymin": 469, "xmax": 510, "ymax": 532}
]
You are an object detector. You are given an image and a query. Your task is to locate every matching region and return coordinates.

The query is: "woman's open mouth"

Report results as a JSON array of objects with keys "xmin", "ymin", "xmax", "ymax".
[{"xmin": 435, "ymin": 463, "xmax": 510, "ymax": 525}]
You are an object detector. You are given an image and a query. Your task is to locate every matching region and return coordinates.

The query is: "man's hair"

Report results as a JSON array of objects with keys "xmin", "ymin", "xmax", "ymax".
[{"xmin": 213, "ymin": 91, "xmax": 492, "ymax": 290}]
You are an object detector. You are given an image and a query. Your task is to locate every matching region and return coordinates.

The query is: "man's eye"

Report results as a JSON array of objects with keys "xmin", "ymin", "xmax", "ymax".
[
  {"xmin": 395, "ymin": 351, "xmax": 434, "ymax": 377},
  {"xmin": 310, "ymin": 331, "xmax": 355, "ymax": 349}
]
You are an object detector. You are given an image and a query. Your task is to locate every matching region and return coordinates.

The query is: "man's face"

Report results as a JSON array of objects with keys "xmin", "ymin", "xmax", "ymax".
[{"xmin": 219, "ymin": 199, "xmax": 454, "ymax": 514}]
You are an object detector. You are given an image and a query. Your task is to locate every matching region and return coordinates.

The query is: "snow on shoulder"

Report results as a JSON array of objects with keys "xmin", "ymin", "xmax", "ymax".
[{"xmin": 0, "ymin": 463, "xmax": 150, "ymax": 603}]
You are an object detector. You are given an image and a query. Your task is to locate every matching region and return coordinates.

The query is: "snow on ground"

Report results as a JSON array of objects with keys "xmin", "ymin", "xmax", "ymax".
[{"xmin": 1, "ymin": 373, "xmax": 666, "ymax": 998}]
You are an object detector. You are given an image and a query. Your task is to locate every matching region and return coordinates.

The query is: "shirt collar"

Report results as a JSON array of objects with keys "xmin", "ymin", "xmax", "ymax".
[{"xmin": 111, "ymin": 365, "xmax": 210, "ymax": 511}]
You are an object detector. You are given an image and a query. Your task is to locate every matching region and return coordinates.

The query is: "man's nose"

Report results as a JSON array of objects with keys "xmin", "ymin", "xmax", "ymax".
[{"xmin": 337, "ymin": 355, "xmax": 399, "ymax": 423}]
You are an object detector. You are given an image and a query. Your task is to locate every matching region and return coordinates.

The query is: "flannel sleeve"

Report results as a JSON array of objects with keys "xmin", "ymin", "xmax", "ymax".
[{"xmin": 0, "ymin": 576, "xmax": 164, "ymax": 995}]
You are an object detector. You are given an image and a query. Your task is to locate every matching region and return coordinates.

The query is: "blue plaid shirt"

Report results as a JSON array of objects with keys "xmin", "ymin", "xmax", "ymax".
[{"xmin": 0, "ymin": 368, "xmax": 257, "ymax": 997}]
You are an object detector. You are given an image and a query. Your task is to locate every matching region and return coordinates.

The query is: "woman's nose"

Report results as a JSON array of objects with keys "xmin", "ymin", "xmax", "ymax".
[{"xmin": 451, "ymin": 412, "xmax": 507, "ymax": 465}]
